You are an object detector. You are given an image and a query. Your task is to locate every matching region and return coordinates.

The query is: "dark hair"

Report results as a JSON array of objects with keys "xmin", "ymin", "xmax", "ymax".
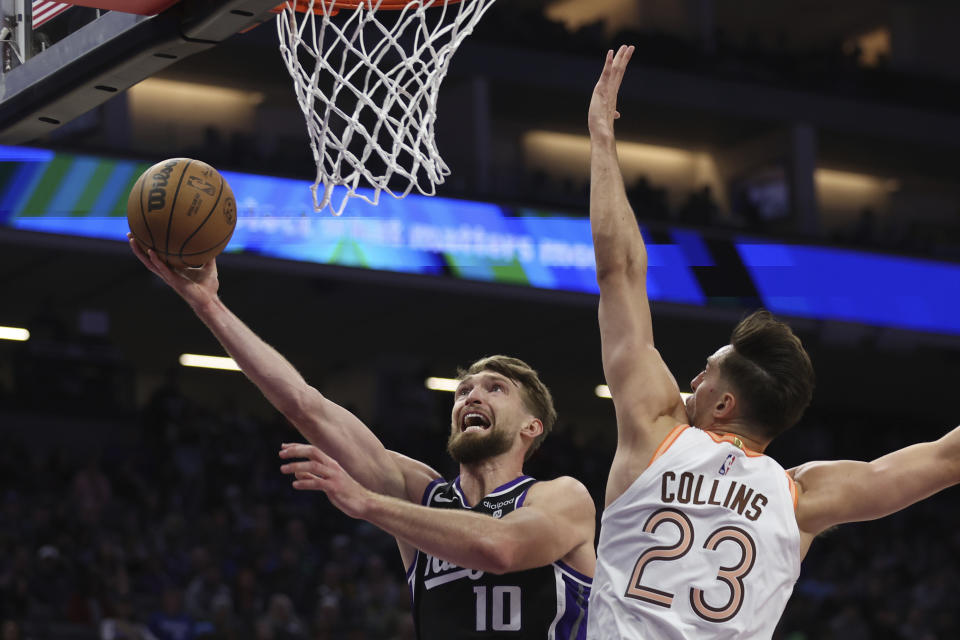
[
  {"xmin": 458, "ymin": 355, "xmax": 557, "ymax": 460},
  {"xmin": 718, "ymin": 310, "xmax": 815, "ymax": 440}
]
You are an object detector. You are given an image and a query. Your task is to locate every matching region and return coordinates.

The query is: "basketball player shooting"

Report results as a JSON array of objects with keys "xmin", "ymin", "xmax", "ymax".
[
  {"xmin": 128, "ymin": 239, "xmax": 595, "ymax": 639},
  {"xmin": 585, "ymin": 45, "xmax": 960, "ymax": 638}
]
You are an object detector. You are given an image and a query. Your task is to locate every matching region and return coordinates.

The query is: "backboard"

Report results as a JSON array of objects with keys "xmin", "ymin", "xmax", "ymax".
[{"xmin": 0, "ymin": 0, "xmax": 282, "ymax": 143}]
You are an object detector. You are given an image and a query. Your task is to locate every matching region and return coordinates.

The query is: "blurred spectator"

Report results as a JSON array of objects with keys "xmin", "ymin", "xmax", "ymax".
[
  {"xmin": 201, "ymin": 592, "xmax": 241, "ymax": 640},
  {"xmin": 184, "ymin": 548, "xmax": 230, "ymax": 622},
  {"xmin": 29, "ymin": 545, "xmax": 71, "ymax": 620},
  {"xmin": 148, "ymin": 588, "xmax": 195, "ymax": 640},
  {"xmin": 100, "ymin": 597, "xmax": 157, "ymax": 640},
  {"xmin": 257, "ymin": 594, "xmax": 307, "ymax": 640},
  {"xmin": 0, "ymin": 547, "xmax": 31, "ymax": 619},
  {"xmin": 72, "ymin": 454, "xmax": 113, "ymax": 524},
  {"xmin": 1, "ymin": 621, "xmax": 16, "ymax": 640}
]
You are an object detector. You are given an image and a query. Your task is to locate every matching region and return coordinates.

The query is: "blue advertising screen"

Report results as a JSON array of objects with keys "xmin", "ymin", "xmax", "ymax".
[
  {"xmin": 735, "ymin": 242, "xmax": 960, "ymax": 335},
  {"xmin": 0, "ymin": 146, "xmax": 705, "ymax": 305},
  {"xmin": 2, "ymin": 145, "xmax": 959, "ymax": 335}
]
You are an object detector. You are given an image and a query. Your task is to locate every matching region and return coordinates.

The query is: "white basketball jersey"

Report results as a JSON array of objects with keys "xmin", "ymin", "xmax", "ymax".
[{"xmin": 588, "ymin": 425, "xmax": 801, "ymax": 640}]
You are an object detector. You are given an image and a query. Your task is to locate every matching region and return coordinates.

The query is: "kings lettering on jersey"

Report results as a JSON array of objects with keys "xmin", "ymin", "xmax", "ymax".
[
  {"xmin": 660, "ymin": 470, "xmax": 769, "ymax": 521},
  {"xmin": 421, "ymin": 553, "xmax": 484, "ymax": 590}
]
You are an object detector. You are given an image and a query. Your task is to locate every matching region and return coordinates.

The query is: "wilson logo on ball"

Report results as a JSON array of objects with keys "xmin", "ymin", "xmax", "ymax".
[{"xmin": 147, "ymin": 159, "xmax": 180, "ymax": 212}]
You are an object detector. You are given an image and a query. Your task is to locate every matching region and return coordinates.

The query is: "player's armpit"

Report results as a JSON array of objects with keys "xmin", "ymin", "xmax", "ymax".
[
  {"xmin": 793, "ymin": 427, "xmax": 960, "ymax": 536},
  {"xmin": 490, "ymin": 476, "xmax": 596, "ymax": 575},
  {"xmin": 388, "ymin": 450, "xmax": 444, "ymax": 505}
]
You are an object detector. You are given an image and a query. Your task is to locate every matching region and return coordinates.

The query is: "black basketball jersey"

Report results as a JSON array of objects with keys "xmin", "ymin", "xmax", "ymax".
[{"xmin": 406, "ymin": 475, "xmax": 591, "ymax": 639}]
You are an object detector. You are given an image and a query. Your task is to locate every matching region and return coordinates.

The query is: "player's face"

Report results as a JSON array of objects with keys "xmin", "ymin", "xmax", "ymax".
[
  {"xmin": 686, "ymin": 345, "xmax": 732, "ymax": 427},
  {"xmin": 447, "ymin": 371, "xmax": 530, "ymax": 464}
]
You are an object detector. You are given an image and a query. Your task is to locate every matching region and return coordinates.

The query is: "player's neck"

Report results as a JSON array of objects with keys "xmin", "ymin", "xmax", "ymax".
[{"xmin": 457, "ymin": 455, "xmax": 525, "ymax": 505}]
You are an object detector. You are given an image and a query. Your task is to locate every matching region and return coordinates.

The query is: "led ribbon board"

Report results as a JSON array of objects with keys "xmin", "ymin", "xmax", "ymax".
[
  {"xmin": 0, "ymin": 146, "xmax": 703, "ymax": 305},
  {"xmin": 735, "ymin": 242, "xmax": 960, "ymax": 335},
  {"xmin": 2, "ymin": 146, "xmax": 959, "ymax": 334}
]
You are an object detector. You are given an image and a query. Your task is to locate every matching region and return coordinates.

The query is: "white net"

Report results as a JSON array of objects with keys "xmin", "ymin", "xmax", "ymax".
[{"xmin": 277, "ymin": 0, "xmax": 497, "ymax": 215}]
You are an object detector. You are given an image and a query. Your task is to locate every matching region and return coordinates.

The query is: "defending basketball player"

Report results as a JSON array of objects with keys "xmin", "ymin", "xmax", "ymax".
[
  {"xmin": 586, "ymin": 45, "xmax": 960, "ymax": 638},
  {"xmin": 128, "ymin": 238, "xmax": 595, "ymax": 639}
]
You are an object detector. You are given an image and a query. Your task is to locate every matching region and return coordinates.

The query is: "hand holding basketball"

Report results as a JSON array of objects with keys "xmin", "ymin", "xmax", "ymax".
[
  {"xmin": 127, "ymin": 158, "xmax": 237, "ymax": 268},
  {"xmin": 129, "ymin": 234, "xmax": 220, "ymax": 310}
]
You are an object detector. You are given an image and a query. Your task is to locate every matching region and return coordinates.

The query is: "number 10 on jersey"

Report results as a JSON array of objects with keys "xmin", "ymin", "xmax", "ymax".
[{"xmin": 473, "ymin": 585, "xmax": 521, "ymax": 631}]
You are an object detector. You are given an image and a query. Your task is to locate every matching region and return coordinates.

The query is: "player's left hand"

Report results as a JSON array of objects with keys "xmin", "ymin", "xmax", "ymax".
[{"xmin": 279, "ymin": 443, "xmax": 371, "ymax": 519}]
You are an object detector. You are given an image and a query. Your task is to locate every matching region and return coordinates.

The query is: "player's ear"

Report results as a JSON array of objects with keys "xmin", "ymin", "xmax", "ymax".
[
  {"xmin": 714, "ymin": 392, "xmax": 737, "ymax": 420},
  {"xmin": 522, "ymin": 418, "xmax": 543, "ymax": 439}
]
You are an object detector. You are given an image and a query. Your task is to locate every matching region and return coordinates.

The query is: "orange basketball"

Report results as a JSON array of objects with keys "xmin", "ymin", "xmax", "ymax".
[{"xmin": 127, "ymin": 158, "xmax": 237, "ymax": 268}]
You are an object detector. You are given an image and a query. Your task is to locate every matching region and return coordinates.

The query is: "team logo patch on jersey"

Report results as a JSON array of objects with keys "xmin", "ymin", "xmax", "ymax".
[{"xmin": 719, "ymin": 454, "xmax": 737, "ymax": 476}]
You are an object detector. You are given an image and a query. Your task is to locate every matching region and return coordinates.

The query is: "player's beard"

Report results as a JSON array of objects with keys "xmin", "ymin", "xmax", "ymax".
[{"xmin": 447, "ymin": 424, "xmax": 513, "ymax": 465}]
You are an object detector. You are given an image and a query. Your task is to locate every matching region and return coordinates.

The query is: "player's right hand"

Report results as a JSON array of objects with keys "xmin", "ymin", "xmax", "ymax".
[
  {"xmin": 588, "ymin": 45, "xmax": 634, "ymax": 137},
  {"xmin": 128, "ymin": 233, "xmax": 220, "ymax": 310}
]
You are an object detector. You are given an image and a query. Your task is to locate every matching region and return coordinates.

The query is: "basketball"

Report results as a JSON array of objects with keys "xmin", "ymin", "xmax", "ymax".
[{"xmin": 127, "ymin": 158, "xmax": 237, "ymax": 268}]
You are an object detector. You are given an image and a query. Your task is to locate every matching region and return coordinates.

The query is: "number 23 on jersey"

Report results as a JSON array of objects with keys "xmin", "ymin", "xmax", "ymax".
[{"xmin": 625, "ymin": 508, "xmax": 757, "ymax": 623}]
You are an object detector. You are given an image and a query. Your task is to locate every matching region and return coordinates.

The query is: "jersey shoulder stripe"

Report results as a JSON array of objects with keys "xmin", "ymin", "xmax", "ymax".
[
  {"xmin": 648, "ymin": 423, "xmax": 690, "ymax": 466},
  {"xmin": 421, "ymin": 477, "xmax": 446, "ymax": 506}
]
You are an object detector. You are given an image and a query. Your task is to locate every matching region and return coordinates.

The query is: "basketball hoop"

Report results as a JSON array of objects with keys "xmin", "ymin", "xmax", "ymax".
[{"xmin": 276, "ymin": 0, "xmax": 496, "ymax": 215}]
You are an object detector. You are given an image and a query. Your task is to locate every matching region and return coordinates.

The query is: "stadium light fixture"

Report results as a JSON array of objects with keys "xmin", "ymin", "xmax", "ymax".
[
  {"xmin": 596, "ymin": 385, "xmax": 691, "ymax": 403},
  {"xmin": 0, "ymin": 325, "xmax": 30, "ymax": 341},
  {"xmin": 179, "ymin": 353, "xmax": 242, "ymax": 372},
  {"xmin": 425, "ymin": 376, "xmax": 459, "ymax": 392}
]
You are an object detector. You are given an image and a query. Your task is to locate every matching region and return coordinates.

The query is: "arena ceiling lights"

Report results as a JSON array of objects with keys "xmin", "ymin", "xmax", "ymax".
[
  {"xmin": 0, "ymin": 325, "xmax": 30, "ymax": 341},
  {"xmin": 596, "ymin": 385, "xmax": 691, "ymax": 404},
  {"xmin": 179, "ymin": 353, "xmax": 241, "ymax": 372}
]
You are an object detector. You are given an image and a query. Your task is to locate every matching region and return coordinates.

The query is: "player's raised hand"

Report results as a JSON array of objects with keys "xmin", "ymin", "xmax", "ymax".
[
  {"xmin": 129, "ymin": 233, "xmax": 220, "ymax": 310},
  {"xmin": 279, "ymin": 443, "xmax": 371, "ymax": 519},
  {"xmin": 588, "ymin": 45, "xmax": 635, "ymax": 137}
]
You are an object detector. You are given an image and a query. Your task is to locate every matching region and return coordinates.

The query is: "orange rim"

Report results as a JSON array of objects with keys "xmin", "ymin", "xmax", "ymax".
[{"xmin": 272, "ymin": 0, "xmax": 463, "ymax": 14}]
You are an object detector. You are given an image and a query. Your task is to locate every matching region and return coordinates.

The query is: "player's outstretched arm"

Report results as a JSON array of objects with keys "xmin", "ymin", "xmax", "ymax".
[
  {"xmin": 793, "ymin": 425, "xmax": 960, "ymax": 540},
  {"xmin": 281, "ymin": 444, "xmax": 596, "ymax": 574},
  {"xmin": 130, "ymin": 237, "xmax": 438, "ymax": 501},
  {"xmin": 589, "ymin": 47, "xmax": 686, "ymax": 502}
]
